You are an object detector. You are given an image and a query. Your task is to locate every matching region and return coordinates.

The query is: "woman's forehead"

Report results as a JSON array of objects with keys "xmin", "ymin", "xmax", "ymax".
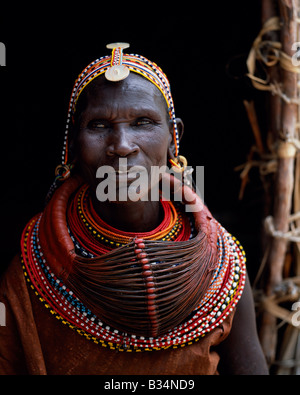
[
  {"xmin": 76, "ymin": 73, "xmax": 167, "ymax": 116},
  {"xmin": 86, "ymin": 73, "xmax": 163, "ymax": 98}
]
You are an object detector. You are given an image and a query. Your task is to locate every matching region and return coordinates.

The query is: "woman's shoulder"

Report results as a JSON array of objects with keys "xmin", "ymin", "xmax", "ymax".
[{"xmin": 0, "ymin": 254, "xmax": 26, "ymax": 296}]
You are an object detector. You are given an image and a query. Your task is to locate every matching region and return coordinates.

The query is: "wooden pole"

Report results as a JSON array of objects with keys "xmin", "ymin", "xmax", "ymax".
[
  {"xmin": 259, "ymin": 0, "xmax": 299, "ymax": 365},
  {"xmin": 258, "ymin": 0, "xmax": 282, "ymax": 364}
]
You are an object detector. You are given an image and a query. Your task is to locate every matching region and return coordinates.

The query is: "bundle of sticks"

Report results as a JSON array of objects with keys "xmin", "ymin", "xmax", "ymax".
[{"xmin": 237, "ymin": 0, "xmax": 300, "ymax": 374}]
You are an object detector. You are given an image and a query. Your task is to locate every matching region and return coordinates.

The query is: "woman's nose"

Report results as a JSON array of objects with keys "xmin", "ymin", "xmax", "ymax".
[{"xmin": 106, "ymin": 124, "xmax": 139, "ymax": 157}]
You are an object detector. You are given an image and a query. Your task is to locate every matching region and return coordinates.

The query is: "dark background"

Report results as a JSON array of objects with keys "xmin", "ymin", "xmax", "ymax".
[{"xmin": 0, "ymin": 2, "xmax": 265, "ymax": 281}]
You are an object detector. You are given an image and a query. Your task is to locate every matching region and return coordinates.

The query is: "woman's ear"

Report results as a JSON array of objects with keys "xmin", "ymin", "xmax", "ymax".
[{"xmin": 168, "ymin": 118, "xmax": 184, "ymax": 159}]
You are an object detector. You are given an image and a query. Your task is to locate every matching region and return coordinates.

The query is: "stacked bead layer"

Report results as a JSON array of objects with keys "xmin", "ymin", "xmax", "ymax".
[{"xmin": 21, "ymin": 205, "xmax": 246, "ymax": 352}]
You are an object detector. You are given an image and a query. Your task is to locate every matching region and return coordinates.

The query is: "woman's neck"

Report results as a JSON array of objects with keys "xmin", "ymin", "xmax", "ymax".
[{"xmin": 91, "ymin": 195, "xmax": 162, "ymax": 233}]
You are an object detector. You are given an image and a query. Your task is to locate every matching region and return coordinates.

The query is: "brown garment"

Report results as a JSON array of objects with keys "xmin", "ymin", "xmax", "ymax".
[{"xmin": 0, "ymin": 256, "xmax": 234, "ymax": 375}]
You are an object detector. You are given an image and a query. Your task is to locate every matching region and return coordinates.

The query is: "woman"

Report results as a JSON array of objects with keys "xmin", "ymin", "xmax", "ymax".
[{"xmin": 0, "ymin": 43, "xmax": 268, "ymax": 375}]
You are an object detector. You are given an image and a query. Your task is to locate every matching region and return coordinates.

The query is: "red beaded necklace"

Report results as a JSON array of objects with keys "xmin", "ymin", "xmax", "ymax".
[{"xmin": 67, "ymin": 184, "xmax": 192, "ymax": 256}]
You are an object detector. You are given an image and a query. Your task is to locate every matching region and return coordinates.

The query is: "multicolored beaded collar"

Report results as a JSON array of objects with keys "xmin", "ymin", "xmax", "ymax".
[
  {"xmin": 67, "ymin": 184, "xmax": 192, "ymax": 255},
  {"xmin": 21, "ymin": 180, "xmax": 246, "ymax": 352}
]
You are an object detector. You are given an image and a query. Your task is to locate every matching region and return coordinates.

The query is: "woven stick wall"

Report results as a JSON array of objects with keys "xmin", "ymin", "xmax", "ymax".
[{"xmin": 237, "ymin": 0, "xmax": 300, "ymax": 374}]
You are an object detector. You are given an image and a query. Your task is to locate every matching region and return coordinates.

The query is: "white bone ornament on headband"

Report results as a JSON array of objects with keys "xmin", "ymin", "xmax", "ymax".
[{"xmin": 105, "ymin": 42, "xmax": 130, "ymax": 81}]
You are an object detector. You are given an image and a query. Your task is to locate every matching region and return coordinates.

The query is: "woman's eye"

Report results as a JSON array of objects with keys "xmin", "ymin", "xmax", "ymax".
[
  {"xmin": 135, "ymin": 119, "xmax": 152, "ymax": 126},
  {"xmin": 89, "ymin": 121, "xmax": 107, "ymax": 129}
]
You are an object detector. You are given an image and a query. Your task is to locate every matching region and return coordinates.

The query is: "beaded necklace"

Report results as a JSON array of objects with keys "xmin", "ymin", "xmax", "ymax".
[
  {"xmin": 67, "ymin": 184, "xmax": 191, "ymax": 256},
  {"xmin": 20, "ymin": 178, "xmax": 246, "ymax": 351}
]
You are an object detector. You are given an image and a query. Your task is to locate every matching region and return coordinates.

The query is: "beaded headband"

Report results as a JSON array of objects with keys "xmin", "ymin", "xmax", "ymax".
[{"xmin": 57, "ymin": 43, "xmax": 180, "ymax": 179}]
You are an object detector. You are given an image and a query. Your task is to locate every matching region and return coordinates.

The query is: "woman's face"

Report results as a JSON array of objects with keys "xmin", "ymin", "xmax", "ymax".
[{"xmin": 72, "ymin": 73, "xmax": 177, "ymax": 197}]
